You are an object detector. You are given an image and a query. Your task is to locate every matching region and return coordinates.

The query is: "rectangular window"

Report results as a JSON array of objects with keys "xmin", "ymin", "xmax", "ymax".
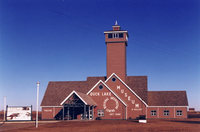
[
  {"xmin": 108, "ymin": 34, "xmax": 112, "ymax": 38},
  {"xmin": 176, "ymin": 110, "xmax": 182, "ymax": 116},
  {"xmin": 163, "ymin": 110, "xmax": 169, "ymax": 116},
  {"xmin": 151, "ymin": 110, "xmax": 157, "ymax": 116},
  {"xmin": 97, "ymin": 110, "xmax": 104, "ymax": 117},
  {"xmin": 119, "ymin": 33, "xmax": 123, "ymax": 38}
]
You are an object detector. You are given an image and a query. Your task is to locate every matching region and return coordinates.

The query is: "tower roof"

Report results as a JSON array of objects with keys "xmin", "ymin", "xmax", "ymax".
[{"xmin": 115, "ymin": 20, "xmax": 118, "ymax": 26}]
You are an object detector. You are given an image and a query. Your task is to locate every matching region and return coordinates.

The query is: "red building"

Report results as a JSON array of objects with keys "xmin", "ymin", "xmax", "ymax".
[{"xmin": 41, "ymin": 22, "xmax": 188, "ymax": 120}]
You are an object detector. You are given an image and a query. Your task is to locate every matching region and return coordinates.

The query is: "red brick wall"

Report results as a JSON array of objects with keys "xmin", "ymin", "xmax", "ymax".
[
  {"xmin": 42, "ymin": 107, "xmax": 62, "ymax": 119},
  {"xmin": 88, "ymin": 82, "xmax": 126, "ymax": 119},
  {"xmin": 147, "ymin": 107, "xmax": 187, "ymax": 119},
  {"xmin": 105, "ymin": 75, "xmax": 147, "ymax": 119},
  {"xmin": 106, "ymin": 42, "xmax": 126, "ymax": 82}
]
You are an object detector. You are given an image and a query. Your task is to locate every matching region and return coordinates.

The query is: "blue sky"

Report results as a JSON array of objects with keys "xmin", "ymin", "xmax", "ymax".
[{"xmin": 0, "ymin": 0, "xmax": 199, "ymax": 111}]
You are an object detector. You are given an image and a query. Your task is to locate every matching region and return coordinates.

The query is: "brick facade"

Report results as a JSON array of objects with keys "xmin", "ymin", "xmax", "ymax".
[
  {"xmin": 42, "ymin": 107, "xmax": 62, "ymax": 119},
  {"xmin": 41, "ymin": 23, "xmax": 188, "ymax": 120},
  {"xmin": 147, "ymin": 107, "xmax": 187, "ymax": 119}
]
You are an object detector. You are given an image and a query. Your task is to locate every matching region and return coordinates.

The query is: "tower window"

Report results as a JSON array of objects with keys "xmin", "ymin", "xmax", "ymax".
[
  {"xmin": 108, "ymin": 34, "xmax": 112, "ymax": 38},
  {"xmin": 119, "ymin": 33, "xmax": 123, "ymax": 38},
  {"xmin": 108, "ymin": 33, "xmax": 123, "ymax": 38},
  {"xmin": 113, "ymin": 33, "xmax": 119, "ymax": 38},
  {"xmin": 99, "ymin": 85, "xmax": 103, "ymax": 90}
]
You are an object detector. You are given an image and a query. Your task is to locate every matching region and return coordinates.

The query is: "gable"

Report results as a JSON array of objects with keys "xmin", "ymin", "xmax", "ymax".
[
  {"xmin": 60, "ymin": 91, "xmax": 87, "ymax": 105},
  {"xmin": 105, "ymin": 73, "xmax": 148, "ymax": 107},
  {"xmin": 87, "ymin": 80, "xmax": 127, "ymax": 107},
  {"xmin": 60, "ymin": 91, "xmax": 97, "ymax": 106}
]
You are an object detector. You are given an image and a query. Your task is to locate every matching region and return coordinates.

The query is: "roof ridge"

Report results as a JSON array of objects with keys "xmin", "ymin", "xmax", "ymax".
[
  {"xmin": 49, "ymin": 81, "xmax": 87, "ymax": 83},
  {"xmin": 148, "ymin": 90, "xmax": 186, "ymax": 92},
  {"xmin": 127, "ymin": 76, "xmax": 147, "ymax": 77}
]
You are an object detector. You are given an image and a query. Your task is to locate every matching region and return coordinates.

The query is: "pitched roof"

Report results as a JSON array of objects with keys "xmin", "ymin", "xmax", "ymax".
[
  {"xmin": 75, "ymin": 91, "xmax": 97, "ymax": 106},
  {"xmin": 41, "ymin": 76, "xmax": 148, "ymax": 106},
  {"xmin": 41, "ymin": 76, "xmax": 147, "ymax": 106},
  {"xmin": 148, "ymin": 91, "xmax": 188, "ymax": 106},
  {"xmin": 126, "ymin": 76, "xmax": 148, "ymax": 104},
  {"xmin": 41, "ymin": 77, "xmax": 106, "ymax": 106}
]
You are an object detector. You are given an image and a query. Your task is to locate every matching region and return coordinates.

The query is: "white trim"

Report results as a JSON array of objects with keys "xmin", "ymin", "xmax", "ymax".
[
  {"xmin": 41, "ymin": 106, "xmax": 63, "ymax": 107},
  {"xmin": 87, "ymin": 80, "xmax": 102, "ymax": 95},
  {"xmin": 105, "ymin": 73, "xmax": 148, "ymax": 106},
  {"xmin": 174, "ymin": 107, "xmax": 175, "ymax": 118},
  {"xmin": 125, "ymin": 106, "xmax": 127, "ymax": 120},
  {"xmin": 60, "ymin": 90, "xmax": 88, "ymax": 105},
  {"xmin": 87, "ymin": 80, "xmax": 127, "ymax": 107},
  {"xmin": 53, "ymin": 107, "xmax": 55, "ymax": 117},
  {"xmin": 176, "ymin": 110, "xmax": 183, "ymax": 116},
  {"xmin": 146, "ymin": 107, "xmax": 147, "ymax": 119},
  {"xmin": 104, "ymin": 31, "xmax": 128, "ymax": 34},
  {"xmin": 112, "ymin": 25, "xmax": 120, "ymax": 27},
  {"xmin": 147, "ymin": 106, "xmax": 188, "ymax": 108}
]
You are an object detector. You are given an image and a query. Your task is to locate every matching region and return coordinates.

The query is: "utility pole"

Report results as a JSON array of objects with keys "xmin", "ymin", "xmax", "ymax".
[{"xmin": 36, "ymin": 81, "xmax": 40, "ymax": 128}]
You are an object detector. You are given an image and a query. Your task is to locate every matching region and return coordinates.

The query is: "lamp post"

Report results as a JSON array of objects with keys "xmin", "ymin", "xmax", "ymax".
[{"xmin": 36, "ymin": 81, "xmax": 40, "ymax": 128}]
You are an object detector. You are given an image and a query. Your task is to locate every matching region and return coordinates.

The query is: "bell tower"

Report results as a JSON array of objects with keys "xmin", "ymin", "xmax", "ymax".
[{"xmin": 104, "ymin": 21, "xmax": 128, "ymax": 82}]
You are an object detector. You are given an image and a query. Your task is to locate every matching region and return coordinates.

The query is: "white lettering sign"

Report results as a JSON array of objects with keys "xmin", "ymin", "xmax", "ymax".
[
  {"xmin": 125, "ymin": 93, "xmax": 127, "ymax": 97},
  {"xmin": 135, "ymin": 104, "xmax": 139, "ymax": 108},
  {"xmin": 121, "ymin": 89, "xmax": 124, "ymax": 94},
  {"xmin": 102, "ymin": 92, "xmax": 111, "ymax": 96},
  {"xmin": 103, "ymin": 98, "xmax": 109, "ymax": 109},
  {"xmin": 90, "ymin": 92, "xmax": 111, "ymax": 96},
  {"xmin": 128, "ymin": 96, "xmax": 131, "ymax": 101},
  {"xmin": 117, "ymin": 85, "xmax": 120, "ymax": 90},
  {"xmin": 134, "ymin": 108, "xmax": 142, "ymax": 111},
  {"xmin": 103, "ymin": 96, "xmax": 119, "ymax": 113},
  {"xmin": 90, "ymin": 92, "xmax": 100, "ymax": 96},
  {"xmin": 44, "ymin": 109, "xmax": 52, "ymax": 112},
  {"xmin": 115, "ymin": 113, "xmax": 121, "ymax": 116}
]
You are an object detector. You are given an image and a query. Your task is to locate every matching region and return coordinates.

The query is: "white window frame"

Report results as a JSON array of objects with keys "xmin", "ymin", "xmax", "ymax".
[
  {"xmin": 151, "ymin": 110, "xmax": 157, "ymax": 116},
  {"xmin": 97, "ymin": 110, "xmax": 104, "ymax": 117},
  {"xmin": 163, "ymin": 110, "xmax": 169, "ymax": 116},
  {"xmin": 176, "ymin": 110, "xmax": 182, "ymax": 116}
]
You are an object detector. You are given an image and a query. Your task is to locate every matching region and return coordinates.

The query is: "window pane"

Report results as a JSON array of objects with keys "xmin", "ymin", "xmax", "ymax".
[
  {"xmin": 151, "ymin": 110, "xmax": 156, "ymax": 116},
  {"xmin": 164, "ymin": 110, "xmax": 169, "ymax": 116},
  {"xmin": 98, "ymin": 110, "xmax": 104, "ymax": 117},
  {"xmin": 108, "ymin": 34, "xmax": 112, "ymax": 38},
  {"xmin": 119, "ymin": 33, "xmax": 123, "ymax": 38},
  {"xmin": 176, "ymin": 110, "xmax": 182, "ymax": 116}
]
